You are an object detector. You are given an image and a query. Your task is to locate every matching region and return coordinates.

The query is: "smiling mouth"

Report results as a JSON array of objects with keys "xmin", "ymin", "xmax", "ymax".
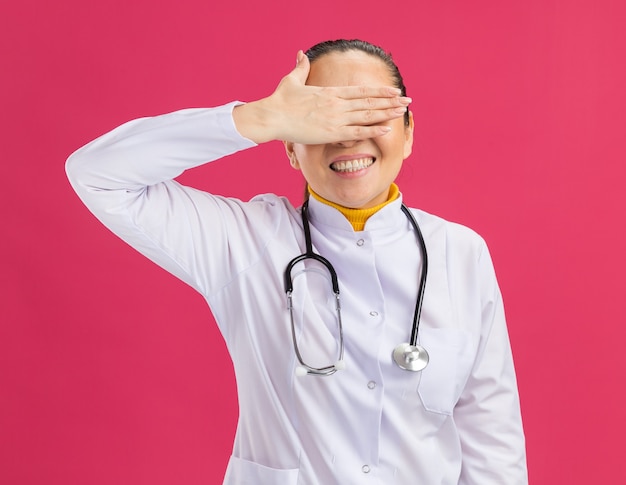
[{"xmin": 330, "ymin": 157, "xmax": 375, "ymax": 173}]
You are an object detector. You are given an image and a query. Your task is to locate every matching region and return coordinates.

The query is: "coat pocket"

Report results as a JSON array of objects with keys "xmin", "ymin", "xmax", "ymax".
[
  {"xmin": 223, "ymin": 455, "xmax": 299, "ymax": 485},
  {"xmin": 417, "ymin": 328, "xmax": 474, "ymax": 415}
]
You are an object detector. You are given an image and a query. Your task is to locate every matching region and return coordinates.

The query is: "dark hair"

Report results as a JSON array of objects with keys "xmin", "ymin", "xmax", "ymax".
[{"xmin": 305, "ymin": 39, "xmax": 410, "ymax": 125}]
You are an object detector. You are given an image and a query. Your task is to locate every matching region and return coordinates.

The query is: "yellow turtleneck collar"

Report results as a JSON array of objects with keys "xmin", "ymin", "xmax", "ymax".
[{"xmin": 308, "ymin": 184, "xmax": 400, "ymax": 231}]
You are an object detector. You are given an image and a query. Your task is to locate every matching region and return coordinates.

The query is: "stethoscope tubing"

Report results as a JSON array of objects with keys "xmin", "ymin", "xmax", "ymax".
[
  {"xmin": 400, "ymin": 204, "xmax": 428, "ymax": 347},
  {"xmin": 284, "ymin": 200, "xmax": 428, "ymax": 376}
]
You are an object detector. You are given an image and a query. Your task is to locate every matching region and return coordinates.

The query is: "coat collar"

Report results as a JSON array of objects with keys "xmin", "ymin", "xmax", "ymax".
[{"xmin": 305, "ymin": 193, "xmax": 407, "ymax": 233}]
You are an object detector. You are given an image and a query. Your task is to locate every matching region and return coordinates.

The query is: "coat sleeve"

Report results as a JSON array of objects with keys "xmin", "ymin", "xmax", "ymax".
[
  {"xmin": 455, "ymin": 242, "xmax": 528, "ymax": 484},
  {"xmin": 65, "ymin": 102, "xmax": 281, "ymax": 299}
]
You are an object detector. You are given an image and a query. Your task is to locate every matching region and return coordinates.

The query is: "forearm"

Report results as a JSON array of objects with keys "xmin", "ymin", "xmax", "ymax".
[
  {"xmin": 456, "ymin": 309, "xmax": 527, "ymax": 483},
  {"xmin": 66, "ymin": 102, "xmax": 255, "ymax": 196},
  {"xmin": 232, "ymin": 99, "xmax": 281, "ymax": 144}
]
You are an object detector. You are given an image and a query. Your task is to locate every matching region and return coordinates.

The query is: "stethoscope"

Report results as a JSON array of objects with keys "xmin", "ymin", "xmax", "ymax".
[{"xmin": 284, "ymin": 200, "xmax": 429, "ymax": 376}]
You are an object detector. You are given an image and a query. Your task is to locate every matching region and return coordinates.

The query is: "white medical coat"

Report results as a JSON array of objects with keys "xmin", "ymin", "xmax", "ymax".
[{"xmin": 66, "ymin": 102, "xmax": 527, "ymax": 484}]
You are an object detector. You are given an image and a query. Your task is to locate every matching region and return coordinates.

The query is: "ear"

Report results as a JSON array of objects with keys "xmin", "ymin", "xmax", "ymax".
[
  {"xmin": 284, "ymin": 141, "xmax": 301, "ymax": 170},
  {"xmin": 403, "ymin": 111, "xmax": 415, "ymax": 159}
]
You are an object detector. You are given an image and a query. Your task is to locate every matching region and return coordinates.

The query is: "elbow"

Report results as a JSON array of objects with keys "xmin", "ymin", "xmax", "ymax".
[
  {"xmin": 65, "ymin": 147, "xmax": 84, "ymax": 190},
  {"xmin": 65, "ymin": 144, "xmax": 111, "ymax": 202},
  {"xmin": 65, "ymin": 141, "xmax": 111, "ymax": 194},
  {"xmin": 65, "ymin": 146, "xmax": 93, "ymax": 195},
  {"xmin": 65, "ymin": 149, "xmax": 80, "ymax": 186}
]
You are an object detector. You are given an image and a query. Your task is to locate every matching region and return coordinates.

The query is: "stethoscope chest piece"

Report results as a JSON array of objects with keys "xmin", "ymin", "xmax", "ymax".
[{"xmin": 393, "ymin": 342, "xmax": 429, "ymax": 371}]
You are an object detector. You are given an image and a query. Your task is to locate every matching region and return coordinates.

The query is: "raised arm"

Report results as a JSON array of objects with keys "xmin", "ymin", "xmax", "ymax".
[{"xmin": 65, "ymin": 51, "xmax": 411, "ymax": 295}]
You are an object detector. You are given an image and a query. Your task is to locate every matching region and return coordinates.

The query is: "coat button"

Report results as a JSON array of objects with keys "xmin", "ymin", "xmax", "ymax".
[
  {"xmin": 362, "ymin": 465, "xmax": 371, "ymax": 473},
  {"xmin": 356, "ymin": 239, "xmax": 365, "ymax": 246},
  {"xmin": 367, "ymin": 381, "xmax": 377, "ymax": 390}
]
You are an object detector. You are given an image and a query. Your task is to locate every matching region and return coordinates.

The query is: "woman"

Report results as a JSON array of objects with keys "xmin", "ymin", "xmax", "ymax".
[{"xmin": 67, "ymin": 39, "xmax": 527, "ymax": 484}]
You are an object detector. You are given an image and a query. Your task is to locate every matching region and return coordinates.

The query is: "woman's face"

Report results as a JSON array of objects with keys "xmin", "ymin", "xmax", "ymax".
[{"xmin": 285, "ymin": 50, "xmax": 414, "ymax": 209}]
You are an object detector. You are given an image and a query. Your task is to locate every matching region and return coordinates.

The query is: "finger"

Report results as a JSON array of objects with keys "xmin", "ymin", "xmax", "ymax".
[
  {"xmin": 335, "ymin": 124, "xmax": 394, "ymax": 142},
  {"xmin": 344, "ymin": 106, "xmax": 408, "ymax": 126},
  {"xmin": 332, "ymin": 84, "xmax": 403, "ymax": 100},
  {"xmin": 346, "ymin": 95, "xmax": 412, "ymax": 112},
  {"xmin": 290, "ymin": 50, "xmax": 310, "ymax": 85}
]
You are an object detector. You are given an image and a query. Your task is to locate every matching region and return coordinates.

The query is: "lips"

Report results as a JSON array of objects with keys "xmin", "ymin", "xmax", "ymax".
[{"xmin": 330, "ymin": 157, "xmax": 375, "ymax": 173}]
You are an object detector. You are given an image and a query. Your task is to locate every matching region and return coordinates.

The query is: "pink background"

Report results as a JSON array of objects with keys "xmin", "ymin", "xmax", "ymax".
[{"xmin": 2, "ymin": 0, "xmax": 625, "ymax": 483}]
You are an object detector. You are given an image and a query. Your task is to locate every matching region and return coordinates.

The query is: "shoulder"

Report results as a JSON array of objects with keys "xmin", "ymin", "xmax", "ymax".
[
  {"xmin": 205, "ymin": 192, "xmax": 301, "ymax": 236},
  {"xmin": 244, "ymin": 193, "xmax": 299, "ymax": 220},
  {"xmin": 409, "ymin": 207, "xmax": 487, "ymax": 256},
  {"xmin": 408, "ymin": 208, "xmax": 502, "ymax": 313}
]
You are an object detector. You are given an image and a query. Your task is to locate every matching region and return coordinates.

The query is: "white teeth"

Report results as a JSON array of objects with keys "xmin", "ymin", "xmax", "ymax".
[{"xmin": 331, "ymin": 158, "xmax": 375, "ymax": 172}]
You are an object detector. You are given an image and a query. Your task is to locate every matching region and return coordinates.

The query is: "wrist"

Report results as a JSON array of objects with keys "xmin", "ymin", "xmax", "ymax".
[{"xmin": 232, "ymin": 99, "xmax": 278, "ymax": 144}]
